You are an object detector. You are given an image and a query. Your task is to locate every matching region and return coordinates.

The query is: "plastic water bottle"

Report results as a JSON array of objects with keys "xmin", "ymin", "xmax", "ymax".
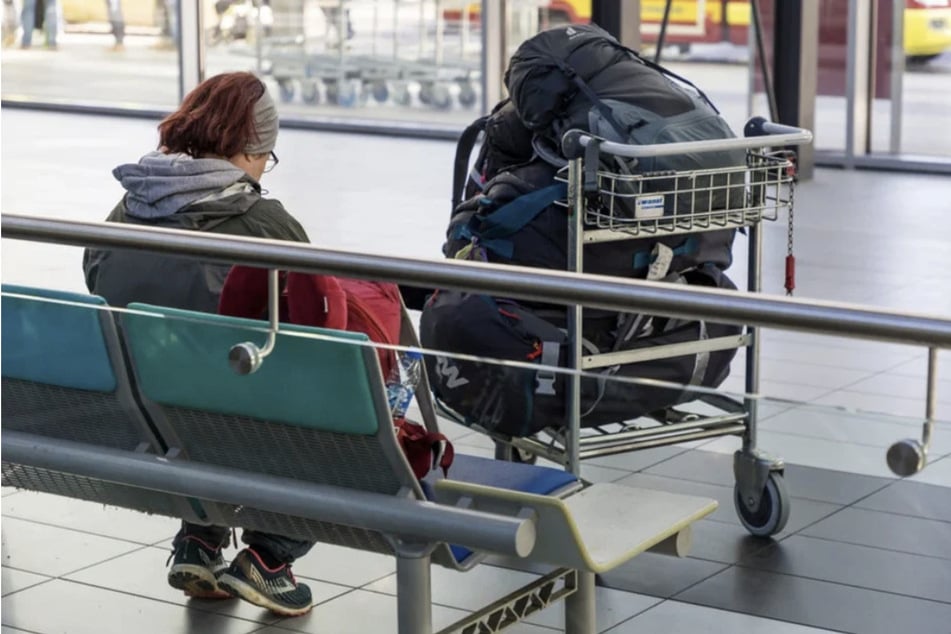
[{"xmin": 386, "ymin": 350, "xmax": 423, "ymax": 419}]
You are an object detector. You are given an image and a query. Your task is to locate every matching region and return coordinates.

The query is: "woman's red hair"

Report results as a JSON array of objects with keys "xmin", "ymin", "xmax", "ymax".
[{"xmin": 157, "ymin": 72, "xmax": 265, "ymax": 158}]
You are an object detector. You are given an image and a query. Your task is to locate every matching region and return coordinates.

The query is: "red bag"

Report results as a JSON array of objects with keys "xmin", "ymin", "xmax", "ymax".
[
  {"xmin": 394, "ymin": 417, "xmax": 454, "ymax": 480},
  {"xmin": 219, "ymin": 266, "xmax": 454, "ymax": 478},
  {"xmin": 218, "ymin": 266, "xmax": 401, "ymax": 377}
]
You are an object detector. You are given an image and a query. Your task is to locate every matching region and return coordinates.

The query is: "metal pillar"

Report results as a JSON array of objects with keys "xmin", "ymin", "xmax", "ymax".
[
  {"xmin": 178, "ymin": 0, "xmax": 205, "ymax": 100},
  {"xmin": 845, "ymin": 0, "xmax": 873, "ymax": 168},
  {"xmin": 564, "ymin": 570, "xmax": 596, "ymax": 634},
  {"xmin": 772, "ymin": 0, "xmax": 818, "ymax": 179},
  {"xmin": 590, "ymin": 0, "xmax": 642, "ymax": 50},
  {"xmin": 481, "ymin": 0, "xmax": 507, "ymax": 112},
  {"xmin": 396, "ymin": 551, "xmax": 433, "ymax": 634}
]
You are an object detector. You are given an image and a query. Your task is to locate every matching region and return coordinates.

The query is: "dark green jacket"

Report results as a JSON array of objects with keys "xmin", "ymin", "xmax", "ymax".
[{"xmin": 83, "ymin": 152, "xmax": 308, "ymax": 313}]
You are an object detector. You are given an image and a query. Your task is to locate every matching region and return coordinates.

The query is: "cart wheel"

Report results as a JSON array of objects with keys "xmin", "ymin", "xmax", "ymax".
[
  {"xmin": 370, "ymin": 81, "xmax": 389, "ymax": 103},
  {"xmin": 734, "ymin": 472, "xmax": 790, "ymax": 538},
  {"xmin": 300, "ymin": 80, "xmax": 320, "ymax": 105},
  {"xmin": 457, "ymin": 81, "xmax": 477, "ymax": 108},
  {"xmin": 430, "ymin": 84, "xmax": 452, "ymax": 110},
  {"xmin": 418, "ymin": 82, "xmax": 434, "ymax": 106},
  {"xmin": 325, "ymin": 80, "xmax": 339, "ymax": 105},
  {"xmin": 392, "ymin": 84, "xmax": 412, "ymax": 106},
  {"xmin": 277, "ymin": 79, "xmax": 295, "ymax": 103},
  {"xmin": 493, "ymin": 440, "xmax": 538, "ymax": 465},
  {"xmin": 336, "ymin": 80, "xmax": 359, "ymax": 108}
]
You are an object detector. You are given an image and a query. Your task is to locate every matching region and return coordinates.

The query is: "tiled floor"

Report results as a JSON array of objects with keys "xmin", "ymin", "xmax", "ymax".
[{"xmin": 2, "ymin": 110, "xmax": 950, "ymax": 633}]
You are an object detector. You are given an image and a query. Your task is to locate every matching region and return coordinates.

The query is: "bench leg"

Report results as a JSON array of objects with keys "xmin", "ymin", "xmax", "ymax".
[
  {"xmin": 397, "ymin": 551, "xmax": 432, "ymax": 634},
  {"xmin": 565, "ymin": 570, "xmax": 596, "ymax": 634}
]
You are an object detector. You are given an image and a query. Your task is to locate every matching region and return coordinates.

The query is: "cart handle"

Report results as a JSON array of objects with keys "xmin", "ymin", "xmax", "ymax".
[{"xmin": 560, "ymin": 117, "xmax": 813, "ymax": 160}]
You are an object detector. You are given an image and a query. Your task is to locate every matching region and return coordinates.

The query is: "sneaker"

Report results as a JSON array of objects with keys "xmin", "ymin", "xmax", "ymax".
[
  {"xmin": 167, "ymin": 535, "xmax": 232, "ymax": 599},
  {"xmin": 217, "ymin": 548, "xmax": 313, "ymax": 616}
]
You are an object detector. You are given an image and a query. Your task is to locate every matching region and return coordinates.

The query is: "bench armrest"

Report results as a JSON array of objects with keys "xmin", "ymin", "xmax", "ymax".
[{"xmin": 434, "ymin": 480, "xmax": 717, "ymax": 573}]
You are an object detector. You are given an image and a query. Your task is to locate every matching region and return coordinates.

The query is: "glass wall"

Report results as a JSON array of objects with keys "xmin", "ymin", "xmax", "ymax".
[
  {"xmin": 2, "ymin": 0, "xmax": 949, "ymax": 164},
  {"xmin": 1, "ymin": 0, "xmax": 180, "ymax": 108},
  {"xmin": 203, "ymin": 1, "xmax": 484, "ymax": 126},
  {"xmin": 1, "ymin": 1, "xmax": 484, "ymax": 127}
]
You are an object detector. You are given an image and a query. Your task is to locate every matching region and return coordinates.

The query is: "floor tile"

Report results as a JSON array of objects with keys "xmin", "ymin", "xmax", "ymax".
[
  {"xmin": 1, "ymin": 578, "xmax": 262, "ymax": 634},
  {"xmin": 63, "ymin": 546, "xmax": 339, "ymax": 624},
  {"xmin": 855, "ymin": 479, "xmax": 951, "ymax": 522},
  {"xmin": 579, "ymin": 463, "xmax": 634, "ymax": 484},
  {"xmin": 364, "ymin": 563, "xmax": 660, "ymax": 632},
  {"xmin": 909, "ymin": 454, "xmax": 951, "ymax": 486},
  {"xmin": 1, "ymin": 491, "xmax": 179, "ymax": 545},
  {"xmin": 701, "ymin": 433, "xmax": 898, "ymax": 479},
  {"xmin": 363, "ymin": 563, "xmax": 543, "ymax": 611},
  {"xmin": 0, "ymin": 517, "xmax": 142, "ymax": 577},
  {"xmin": 780, "ymin": 463, "xmax": 892, "ymax": 506},
  {"xmin": 0, "ymin": 568, "xmax": 50, "ymax": 597},
  {"xmin": 761, "ymin": 405, "xmax": 951, "ymax": 454},
  {"xmin": 640, "ymin": 448, "xmax": 889, "ymax": 506},
  {"xmin": 800, "ymin": 507, "xmax": 951, "ymax": 560},
  {"xmin": 523, "ymin": 586, "xmax": 661, "ymax": 632},
  {"xmin": 597, "ymin": 551, "xmax": 729, "ymax": 598},
  {"xmin": 606, "ymin": 599, "xmax": 842, "ymax": 633},
  {"xmin": 676, "ymin": 566, "xmax": 951, "ymax": 634},
  {"xmin": 755, "ymin": 359, "xmax": 874, "ymax": 391},
  {"xmin": 811, "ymin": 389, "xmax": 949, "ymax": 422},
  {"xmin": 840, "ymin": 372, "xmax": 951, "ymax": 404},
  {"xmin": 289, "ymin": 543, "xmax": 395, "ymax": 588},
  {"xmin": 613, "ymin": 471, "xmax": 841, "ymax": 535},
  {"xmin": 584, "ymin": 445, "xmax": 688, "ymax": 472},
  {"xmin": 741, "ymin": 534, "xmax": 951, "ymax": 604},
  {"xmin": 252, "ymin": 588, "xmax": 554, "ymax": 634},
  {"xmin": 685, "ymin": 520, "xmax": 785, "ymax": 564}
]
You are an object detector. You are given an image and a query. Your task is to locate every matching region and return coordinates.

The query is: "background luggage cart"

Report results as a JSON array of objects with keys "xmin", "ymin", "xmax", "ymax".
[
  {"xmin": 262, "ymin": 0, "xmax": 482, "ymax": 109},
  {"xmin": 488, "ymin": 118, "xmax": 814, "ymax": 538}
]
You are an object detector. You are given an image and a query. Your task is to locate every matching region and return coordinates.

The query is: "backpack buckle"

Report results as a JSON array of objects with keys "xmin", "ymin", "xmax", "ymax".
[{"xmin": 535, "ymin": 341, "xmax": 560, "ymax": 396}]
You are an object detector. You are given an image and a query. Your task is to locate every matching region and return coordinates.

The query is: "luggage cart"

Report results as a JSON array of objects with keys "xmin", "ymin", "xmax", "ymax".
[
  {"xmin": 265, "ymin": 0, "xmax": 481, "ymax": 109},
  {"xmin": 490, "ymin": 117, "xmax": 814, "ymax": 537}
]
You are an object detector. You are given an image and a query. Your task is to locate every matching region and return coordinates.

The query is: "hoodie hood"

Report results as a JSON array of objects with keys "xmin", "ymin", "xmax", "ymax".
[{"xmin": 114, "ymin": 151, "xmax": 261, "ymax": 221}]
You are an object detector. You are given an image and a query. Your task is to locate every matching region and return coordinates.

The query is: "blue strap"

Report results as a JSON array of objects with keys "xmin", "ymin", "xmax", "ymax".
[
  {"xmin": 478, "ymin": 183, "xmax": 567, "ymax": 239},
  {"xmin": 633, "ymin": 236, "xmax": 699, "ymax": 270},
  {"xmin": 454, "ymin": 184, "xmax": 567, "ymax": 259}
]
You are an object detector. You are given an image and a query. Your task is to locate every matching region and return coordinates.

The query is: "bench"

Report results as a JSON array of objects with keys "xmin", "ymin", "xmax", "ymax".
[{"xmin": 1, "ymin": 284, "xmax": 718, "ymax": 634}]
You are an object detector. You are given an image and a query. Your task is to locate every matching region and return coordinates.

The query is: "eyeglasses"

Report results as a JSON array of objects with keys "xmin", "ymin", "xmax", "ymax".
[{"xmin": 264, "ymin": 150, "xmax": 279, "ymax": 173}]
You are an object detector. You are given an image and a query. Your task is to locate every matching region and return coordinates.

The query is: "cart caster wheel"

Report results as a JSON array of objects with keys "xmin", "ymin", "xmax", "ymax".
[
  {"xmin": 300, "ymin": 80, "xmax": 320, "ymax": 105},
  {"xmin": 734, "ymin": 472, "xmax": 790, "ymax": 538},
  {"xmin": 431, "ymin": 84, "xmax": 452, "ymax": 110},
  {"xmin": 370, "ymin": 81, "xmax": 389, "ymax": 103},
  {"xmin": 325, "ymin": 80, "xmax": 339, "ymax": 105},
  {"xmin": 457, "ymin": 81, "xmax": 477, "ymax": 108},
  {"xmin": 392, "ymin": 85, "xmax": 411, "ymax": 106},
  {"xmin": 336, "ymin": 80, "xmax": 359, "ymax": 107},
  {"xmin": 277, "ymin": 79, "xmax": 295, "ymax": 103},
  {"xmin": 493, "ymin": 440, "xmax": 538, "ymax": 465},
  {"xmin": 418, "ymin": 82, "xmax": 434, "ymax": 105}
]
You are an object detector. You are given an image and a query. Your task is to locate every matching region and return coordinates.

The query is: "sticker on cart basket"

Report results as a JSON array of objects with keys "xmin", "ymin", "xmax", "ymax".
[{"xmin": 634, "ymin": 195, "xmax": 665, "ymax": 219}]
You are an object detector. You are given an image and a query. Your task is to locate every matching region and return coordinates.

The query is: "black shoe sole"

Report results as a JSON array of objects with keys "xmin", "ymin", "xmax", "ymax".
[{"xmin": 168, "ymin": 566, "xmax": 232, "ymax": 600}]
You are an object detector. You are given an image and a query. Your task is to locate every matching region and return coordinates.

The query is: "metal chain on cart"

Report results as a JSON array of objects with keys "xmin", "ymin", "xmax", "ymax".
[{"xmin": 784, "ymin": 157, "xmax": 797, "ymax": 296}]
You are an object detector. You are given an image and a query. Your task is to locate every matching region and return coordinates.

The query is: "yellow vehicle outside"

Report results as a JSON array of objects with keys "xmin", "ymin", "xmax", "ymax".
[{"xmin": 548, "ymin": 0, "xmax": 951, "ymax": 60}]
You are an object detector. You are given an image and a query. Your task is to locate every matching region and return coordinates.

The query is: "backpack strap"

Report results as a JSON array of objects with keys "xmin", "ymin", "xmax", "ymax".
[
  {"xmin": 452, "ymin": 115, "xmax": 490, "ymax": 212},
  {"xmin": 454, "ymin": 183, "xmax": 568, "ymax": 260}
]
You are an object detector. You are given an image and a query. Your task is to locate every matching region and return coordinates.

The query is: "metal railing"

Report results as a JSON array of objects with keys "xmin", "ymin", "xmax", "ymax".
[{"xmin": 2, "ymin": 212, "xmax": 949, "ymax": 474}]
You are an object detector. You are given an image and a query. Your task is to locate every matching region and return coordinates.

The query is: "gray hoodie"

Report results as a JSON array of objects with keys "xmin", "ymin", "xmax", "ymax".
[{"xmin": 83, "ymin": 152, "xmax": 309, "ymax": 313}]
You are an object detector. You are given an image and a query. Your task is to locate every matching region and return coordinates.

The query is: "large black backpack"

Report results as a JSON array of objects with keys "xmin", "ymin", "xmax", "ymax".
[{"xmin": 421, "ymin": 24, "xmax": 746, "ymax": 436}]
